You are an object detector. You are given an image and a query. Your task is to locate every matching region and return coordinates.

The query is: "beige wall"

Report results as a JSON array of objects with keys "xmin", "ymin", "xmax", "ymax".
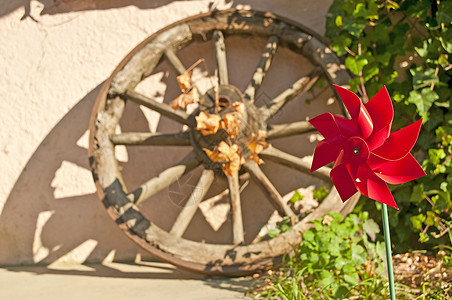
[{"xmin": 0, "ymin": 0, "xmax": 333, "ymax": 266}]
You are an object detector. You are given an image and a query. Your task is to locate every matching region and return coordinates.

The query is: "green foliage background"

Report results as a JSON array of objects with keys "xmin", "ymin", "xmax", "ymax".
[{"xmin": 326, "ymin": 0, "xmax": 452, "ymax": 252}]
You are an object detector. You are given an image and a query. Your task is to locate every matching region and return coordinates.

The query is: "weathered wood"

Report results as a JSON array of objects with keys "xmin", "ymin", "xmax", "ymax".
[
  {"xmin": 111, "ymin": 131, "xmax": 191, "ymax": 146},
  {"xmin": 169, "ymin": 169, "xmax": 215, "ymax": 238},
  {"xmin": 124, "ymin": 90, "xmax": 191, "ymax": 126},
  {"xmin": 244, "ymin": 160, "xmax": 294, "ymax": 217},
  {"xmin": 189, "ymin": 10, "xmax": 311, "ymax": 51},
  {"xmin": 260, "ymin": 147, "xmax": 331, "ymax": 182},
  {"xmin": 260, "ymin": 69, "xmax": 321, "ymax": 121},
  {"xmin": 266, "ymin": 121, "xmax": 316, "ymax": 140},
  {"xmin": 91, "ymin": 96, "xmax": 129, "ymax": 193},
  {"xmin": 128, "ymin": 151, "xmax": 201, "ymax": 204},
  {"xmin": 243, "ymin": 36, "xmax": 279, "ymax": 102},
  {"xmin": 164, "ymin": 48, "xmax": 187, "ymax": 75},
  {"xmin": 213, "ymin": 30, "xmax": 229, "ymax": 85},
  {"xmin": 201, "ymin": 173, "xmax": 250, "ymax": 203},
  {"xmin": 89, "ymin": 9, "xmax": 356, "ymax": 276},
  {"xmin": 228, "ymin": 173, "xmax": 244, "ymax": 244},
  {"xmin": 109, "ymin": 24, "xmax": 192, "ymax": 95}
]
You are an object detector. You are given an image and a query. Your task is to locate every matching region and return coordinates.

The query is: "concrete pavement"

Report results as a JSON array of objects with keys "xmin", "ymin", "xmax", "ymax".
[{"xmin": 0, "ymin": 261, "xmax": 253, "ymax": 300}]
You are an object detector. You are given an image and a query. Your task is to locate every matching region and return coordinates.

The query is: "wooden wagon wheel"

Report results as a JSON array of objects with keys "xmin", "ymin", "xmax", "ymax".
[{"xmin": 89, "ymin": 9, "xmax": 360, "ymax": 276}]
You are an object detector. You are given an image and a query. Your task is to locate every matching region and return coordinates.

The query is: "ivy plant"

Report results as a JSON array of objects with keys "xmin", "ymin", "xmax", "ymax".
[{"xmin": 326, "ymin": 0, "xmax": 452, "ymax": 252}]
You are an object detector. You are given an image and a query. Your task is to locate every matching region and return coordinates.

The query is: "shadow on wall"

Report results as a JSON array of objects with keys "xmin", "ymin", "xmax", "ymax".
[
  {"xmin": 1, "ymin": 0, "xmax": 233, "ymax": 20},
  {"xmin": 0, "ymin": 84, "xmax": 151, "ymax": 266},
  {"xmin": 0, "ymin": 0, "xmax": 338, "ymax": 271}
]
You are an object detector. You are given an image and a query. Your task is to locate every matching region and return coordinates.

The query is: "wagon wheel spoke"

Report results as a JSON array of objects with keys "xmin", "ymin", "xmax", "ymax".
[
  {"xmin": 243, "ymin": 36, "xmax": 279, "ymax": 102},
  {"xmin": 169, "ymin": 169, "xmax": 215, "ymax": 238},
  {"xmin": 127, "ymin": 151, "xmax": 200, "ymax": 204},
  {"xmin": 164, "ymin": 48, "xmax": 186, "ymax": 75},
  {"xmin": 260, "ymin": 68, "xmax": 321, "ymax": 121},
  {"xmin": 111, "ymin": 131, "xmax": 191, "ymax": 146},
  {"xmin": 228, "ymin": 173, "xmax": 245, "ymax": 244},
  {"xmin": 123, "ymin": 90, "xmax": 191, "ymax": 126},
  {"xmin": 243, "ymin": 160, "xmax": 294, "ymax": 218},
  {"xmin": 201, "ymin": 173, "xmax": 250, "ymax": 203},
  {"xmin": 266, "ymin": 121, "xmax": 316, "ymax": 140},
  {"xmin": 259, "ymin": 146, "xmax": 331, "ymax": 182},
  {"xmin": 213, "ymin": 30, "xmax": 229, "ymax": 85}
]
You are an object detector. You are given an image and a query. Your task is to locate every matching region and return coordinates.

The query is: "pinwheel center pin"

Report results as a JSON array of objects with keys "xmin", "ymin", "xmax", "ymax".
[{"xmin": 345, "ymin": 136, "xmax": 370, "ymax": 161}]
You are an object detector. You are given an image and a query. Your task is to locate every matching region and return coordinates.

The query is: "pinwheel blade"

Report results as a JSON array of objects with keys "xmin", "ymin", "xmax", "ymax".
[
  {"xmin": 373, "ymin": 153, "xmax": 426, "ymax": 184},
  {"xmin": 355, "ymin": 165, "xmax": 398, "ymax": 210},
  {"xmin": 330, "ymin": 151, "xmax": 358, "ymax": 201},
  {"xmin": 373, "ymin": 119, "xmax": 423, "ymax": 160},
  {"xmin": 334, "ymin": 85, "xmax": 373, "ymax": 138},
  {"xmin": 309, "ymin": 113, "xmax": 357, "ymax": 140},
  {"xmin": 311, "ymin": 140, "xmax": 341, "ymax": 172},
  {"xmin": 365, "ymin": 86, "xmax": 393, "ymax": 139}
]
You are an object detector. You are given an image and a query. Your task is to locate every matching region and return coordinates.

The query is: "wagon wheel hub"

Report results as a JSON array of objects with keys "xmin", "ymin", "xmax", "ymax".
[{"xmin": 192, "ymin": 84, "xmax": 266, "ymax": 171}]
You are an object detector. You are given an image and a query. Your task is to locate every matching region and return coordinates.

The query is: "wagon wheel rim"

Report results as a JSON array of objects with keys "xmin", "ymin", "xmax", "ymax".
[{"xmin": 88, "ymin": 9, "xmax": 359, "ymax": 276}]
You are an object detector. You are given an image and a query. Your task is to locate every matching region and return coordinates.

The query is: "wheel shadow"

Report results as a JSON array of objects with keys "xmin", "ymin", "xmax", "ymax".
[
  {"xmin": 2, "ymin": 261, "xmax": 253, "ymax": 294},
  {"xmin": 2, "ymin": 0, "xmax": 177, "ymax": 20},
  {"xmin": 0, "ymin": 83, "xmax": 154, "ymax": 267}
]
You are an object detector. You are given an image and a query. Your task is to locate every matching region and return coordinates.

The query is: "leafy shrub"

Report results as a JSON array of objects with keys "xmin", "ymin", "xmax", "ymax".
[
  {"xmin": 249, "ymin": 213, "xmax": 392, "ymax": 299},
  {"xmin": 326, "ymin": 0, "xmax": 452, "ymax": 252}
]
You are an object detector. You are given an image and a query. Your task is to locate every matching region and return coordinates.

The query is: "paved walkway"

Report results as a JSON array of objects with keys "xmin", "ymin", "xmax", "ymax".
[{"xmin": 0, "ymin": 261, "xmax": 253, "ymax": 299}]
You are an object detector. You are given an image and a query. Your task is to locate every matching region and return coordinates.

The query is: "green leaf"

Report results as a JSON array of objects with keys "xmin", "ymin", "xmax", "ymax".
[
  {"xmin": 313, "ymin": 186, "xmax": 329, "ymax": 201},
  {"xmin": 333, "ymin": 285, "xmax": 350, "ymax": 298},
  {"xmin": 351, "ymin": 245, "xmax": 367, "ymax": 265},
  {"xmin": 353, "ymin": 2, "xmax": 378, "ymax": 19},
  {"xmin": 290, "ymin": 190, "xmax": 304, "ymax": 203},
  {"xmin": 386, "ymin": 1, "xmax": 399, "ymax": 10},
  {"xmin": 437, "ymin": 1, "xmax": 452, "ymax": 24},
  {"xmin": 429, "ymin": 148, "xmax": 446, "ymax": 165},
  {"xmin": 326, "ymin": 240, "xmax": 341, "ymax": 257},
  {"xmin": 335, "ymin": 15, "xmax": 343, "ymax": 27},
  {"xmin": 363, "ymin": 218, "xmax": 380, "ymax": 241},
  {"xmin": 406, "ymin": 0, "xmax": 430, "ymax": 19},
  {"xmin": 440, "ymin": 28, "xmax": 452, "ymax": 53},
  {"xmin": 425, "ymin": 211, "xmax": 437, "ymax": 226},
  {"xmin": 415, "ymin": 46, "xmax": 428, "ymax": 58},
  {"xmin": 342, "ymin": 262, "xmax": 356, "ymax": 274},
  {"xmin": 376, "ymin": 52, "xmax": 392, "ymax": 66},
  {"xmin": 369, "ymin": 24, "xmax": 389, "ymax": 43},
  {"xmin": 432, "ymin": 191, "xmax": 451, "ymax": 212},
  {"xmin": 419, "ymin": 232, "xmax": 430, "ymax": 243},
  {"xmin": 376, "ymin": 241, "xmax": 385, "ymax": 259},
  {"xmin": 345, "ymin": 56, "xmax": 368, "ymax": 75},
  {"xmin": 407, "ymin": 88, "xmax": 439, "ymax": 120},
  {"xmin": 280, "ymin": 223, "xmax": 292, "ymax": 233},
  {"xmin": 342, "ymin": 18, "xmax": 367, "ymax": 37},
  {"xmin": 335, "ymin": 256, "xmax": 348, "ymax": 270},
  {"xmin": 410, "ymin": 214, "xmax": 426, "ymax": 231},
  {"xmin": 344, "ymin": 273, "xmax": 360, "ymax": 286},
  {"xmin": 331, "ymin": 35, "xmax": 352, "ymax": 56},
  {"xmin": 410, "ymin": 67, "xmax": 439, "ymax": 90},
  {"xmin": 319, "ymin": 252, "xmax": 330, "ymax": 267},
  {"xmin": 410, "ymin": 184, "xmax": 425, "ymax": 204},
  {"xmin": 319, "ymin": 269, "xmax": 334, "ymax": 287},
  {"xmin": 302, "ymin": 230, "xmax": 315, "ymax": 242},
  {"xmin": 268, "ymin": 228, "xmax": 280, "ymax": 238},
  {"xmin": 441, "ymin": 181, "xmax": 448, "ymax": 192},
  {"xmin": 362, "ymin": 63, "xmax": 379, "ymax": 81}
]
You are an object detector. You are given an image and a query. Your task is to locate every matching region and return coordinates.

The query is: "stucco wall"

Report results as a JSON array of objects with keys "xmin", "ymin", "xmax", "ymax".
[{"xmin": 0, "ymin": 0, "xmax": 334, "ymax": 266}]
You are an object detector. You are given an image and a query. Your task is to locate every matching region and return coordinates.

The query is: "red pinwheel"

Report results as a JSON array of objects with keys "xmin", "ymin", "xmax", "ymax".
[{"xmin": 309, "ymin": 85, "xmax": 426, "ymax": 210}]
